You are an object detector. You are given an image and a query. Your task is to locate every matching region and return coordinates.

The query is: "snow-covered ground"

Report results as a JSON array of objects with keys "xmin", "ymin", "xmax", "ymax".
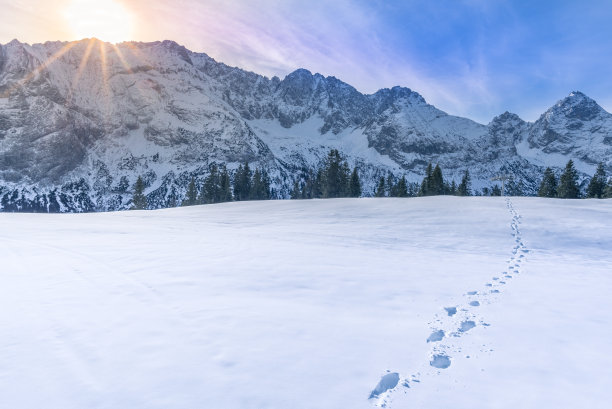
[{"xmin": 1, "ymin": 197, "xmax": 611, "ymax": 409}]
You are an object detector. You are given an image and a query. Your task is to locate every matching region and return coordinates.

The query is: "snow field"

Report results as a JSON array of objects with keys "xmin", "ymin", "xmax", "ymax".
[{"xmin": 1, "ymin": 197, "xmax": 611, "ymax": 409}]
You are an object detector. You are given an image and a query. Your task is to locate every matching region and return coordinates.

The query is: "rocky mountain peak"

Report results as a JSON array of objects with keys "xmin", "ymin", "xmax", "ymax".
[
  {"xmin": 548, "ymin": 91, "xmax": 603, "ymax": 121},
  {"xmin": 490, "ymin": 111, "xmax": 524, "ymax": 125}
]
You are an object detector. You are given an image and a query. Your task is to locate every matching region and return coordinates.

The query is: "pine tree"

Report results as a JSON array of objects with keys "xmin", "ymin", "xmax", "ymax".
[
  {"xmin": 386, "ymin": 174, "xmax": 395, "ymax": 197},
  {"xmin": 249, "ymin": 168, "xmax": 271, "ymax": 200},
  {"xmin": 491, "ymin": 184, "xmax": 502, "ymax": 196},
  {"xmin": 457, "ymin": 170, "xmax": 471, "ymax": 196},
  {"xmin": 557, "ymin": 160, "xmax": 580, "ymax": 199},
  {"xmin": 291, "ymin": 180, "xmax": 302, "ymax": 199},
  {"xmin": 375, "ymin": 177, "xmax": 386, "ymax": 197},
  {"xmin": 314, "ymin": 169, "xmax": 324, "ymax": 198},
  {"xmin": 200, "ymin": 164, "xmax": 219, "ymax": 204},
  {"xmin": 450, "ymin": 180, "xmax": 457, "ymax": 195},
  {"xmin": 298, "ymin": 169, "xmax": 319, "ymax": 199},
  {"xmin": 431, "ymin": 164, "xmax": 444, "ymax": 195},
  {"xmin": 131, "ymin": 176, "xmax": 147, "ymax": 210},
  {"xmin": 538, "ymin": 167, "xmax": 558, "ymax": 198},
  {"xmin": 183, "ymin": 177, "xmax": 199, "ymax": 206},
  {"xmin": 419, "ymin": 178, "xmax": 428, "ymax": 196},
  {"xmin": 251, "ymin": 168, "xmax": 263, "ymax": 200},
  {"xmin": 233, "ymin": 162, "xmax": 252, "ymax": 201},
  {"xmin": 586, "ymin": 163, "xmax": 607, "ymax": 198},
  {"xmin": 396, "ymin": 176, "xmax": 408, "ymax": 197},
  {"xmin": 349, "ymin": 167, "xmax": 362, "ymax": 198},
  {"xmin": 261, "ymin": 169, "xmax": 271, "ymax": 200},
  {"xmin": 420, "ymin": 163, "xmax": 434, "ymax": 196},
  {"xmin": 233, "ymin": 164, "xmax": 243, "ymax": 200},
  {"xmin": 219, "ymin": 165, "xmax": 233, "ymax": 202},
  {"xmin": 321, "ymin": 150, "xmax": 350, "ymax": 198}
]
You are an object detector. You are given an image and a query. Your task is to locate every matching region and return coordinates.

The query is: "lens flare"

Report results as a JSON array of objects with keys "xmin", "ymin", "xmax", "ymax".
[{"xmin": 63, "ymin": 0, "xmax": 134, "ymax": 43}]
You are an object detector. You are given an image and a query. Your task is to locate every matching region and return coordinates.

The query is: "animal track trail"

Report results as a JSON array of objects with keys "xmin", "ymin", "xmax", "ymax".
[{"xmin": 368, "ymin": 198, "xmax": 530, "ymax": 407}]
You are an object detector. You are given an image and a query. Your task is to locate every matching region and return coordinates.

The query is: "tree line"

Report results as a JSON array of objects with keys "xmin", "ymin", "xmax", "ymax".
[
  {"xmin": 130, "ymin": 151, "xmax": 612, "ymax": 209},
  {"xmin": 290, "ymin": 149, "xmax": 362, "ymax": 199},
  {"xmin": 538, "ymin": 160, "xmax": 612, "ymax": 199},
  {"xmin": 131, "ymin": 162, "xmax": 273, "ymax": 210}
]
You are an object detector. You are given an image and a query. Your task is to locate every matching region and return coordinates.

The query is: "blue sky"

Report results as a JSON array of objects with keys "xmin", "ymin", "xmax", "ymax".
[{"xmin": 2, "ymin": 0, "xmax": 612, "ymax": 123}]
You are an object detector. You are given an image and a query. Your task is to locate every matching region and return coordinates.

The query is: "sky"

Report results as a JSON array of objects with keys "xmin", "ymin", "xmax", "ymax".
[{"xmin": 1, "ymin": 0, "xmax": 612, "ymax": 123}]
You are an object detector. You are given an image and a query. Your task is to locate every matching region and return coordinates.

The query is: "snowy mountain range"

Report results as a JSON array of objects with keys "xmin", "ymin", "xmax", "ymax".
[{"xmin": 1, "ymin": 38, "xmax": 611, "ymax": 212}]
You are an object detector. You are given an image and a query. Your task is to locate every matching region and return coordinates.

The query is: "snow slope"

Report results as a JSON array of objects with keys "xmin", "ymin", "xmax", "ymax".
[{"xmin": 1, "ymin": 198, "xmax": 611, "ymax": 408}]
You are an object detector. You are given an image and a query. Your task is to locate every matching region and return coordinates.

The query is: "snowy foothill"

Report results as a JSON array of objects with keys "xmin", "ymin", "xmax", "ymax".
[{"xmin": 1, "ymin": 197, "xmax": 611, "ymax": 408}]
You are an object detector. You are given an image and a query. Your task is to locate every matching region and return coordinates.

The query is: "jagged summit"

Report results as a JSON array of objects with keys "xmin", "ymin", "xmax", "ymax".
[
  {"xmin": 0, "ymin": 39, "xmax": 610, "ymax": 212},
  {"xmin": 550, "ymin": 91, "xmax": 604, "ymax": 121},
  {"xmin": 491, "ymin": 111, "xmax": 524, "ymax": 123}
]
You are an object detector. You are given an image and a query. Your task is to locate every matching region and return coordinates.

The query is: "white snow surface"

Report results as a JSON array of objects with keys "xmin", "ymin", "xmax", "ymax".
[{"xmin": 1, "ymin": 197, "xmax": 611, "ymax": 408}]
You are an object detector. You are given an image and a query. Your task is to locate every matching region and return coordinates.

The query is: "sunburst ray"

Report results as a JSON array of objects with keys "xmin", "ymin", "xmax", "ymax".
[
  {"xmin": 2, "ymin": 41, "xmax": 78, "ymax": 98},
  {"xmin": 66, "ymin": 39, "xmax": 96, "ymax": 105}
]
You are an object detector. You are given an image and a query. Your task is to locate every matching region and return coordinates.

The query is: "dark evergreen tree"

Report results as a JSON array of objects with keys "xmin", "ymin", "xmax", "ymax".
[
  {"xmin": 375, "ymin": 177, "xmax": 386, "ymax": 197},
  {"xmin": 431, "ymin": 164, "xmax": 444, "ymax": 195},
  {"xmin": 557, "ymin": 160, "xmax": 580, "ymax": 199},
  {"xmin": 506, "ymin": 179, "xmax": 525, "ymax": 197},
  {"xmin": 457, "ymin": 170, "xmax": 472, "ymax": 196},
  {"xmin": 233, "ymin": 164, "xmax": 244, "ymax": 200},
  {"xmin": 300, "ymin": 169, "xmax": 319, "ymax": 199},
  {"xmin": 396, "ymin": 176, "xmax": 408, "ymax": 197},
  {"xmin": 261, "ymin": 169, "xmax": 271, "ymax": 200},
  {"xmin": 313, "ymin": 169, "xmax": 324, "ymax": 198},
  {"xmin": 200, "ymin": 164, "xmax": 220, "ymax": 204},
  {"xmin": 419, "ymin": 178, "xmax": 428, "ymax": 196},
  {"xmin": 420, "ymin": 163, "xmax": 434, "ymax": 196},
  {"xmin": 538, "ymin": 167, "xmax": 558, "ymax": 198},
  {"xmin": 131, "ymin": 176, "xmax": 147, "ymax": 210},
  {"xmin": 183, "ymin": 177, "xmax": 199, "ymax": 206},
  {"xmin": 321, "ymin": 150, "xmax": 350, "ymax": 198},
  {"xmin": 491, "ymin": 184, "xmax": 502, "ymax": 196},
  {"xmin": 386, "ymin": 174, "xmax": 395, "ymax": 196},
  {"xmin": 449, "ymin": 180, "xmax": 457, "ymax": 195},
  {"xmin": 219, "ymin": 165, "xmax": 233, "ymax": 202},
  {"xmin": 233, "ymin": 162, "xmax": 252, "ymax": 201},
  {"xmin": 291, "ymin": 180, "xmax": 302, "ymax": 199},
  {"xmin": 586, "ymin": 163, "xmax": 607, "ymax": 198},
  {"xmin": 251, "ymin": 168, "xmax": 262, "ymax": 200},
  {"xmin": 349, "ymin": 167, "xmax": 362, "ymax": 198},
  {"xmin": 250, "ymin": 168, "xmax": 271, "ymax": 200}
]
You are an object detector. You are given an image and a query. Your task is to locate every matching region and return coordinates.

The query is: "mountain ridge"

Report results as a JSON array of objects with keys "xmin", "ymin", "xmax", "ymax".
[{"xmin": 0, "ymin": 38, "xmax": 610, "ymax": 212}]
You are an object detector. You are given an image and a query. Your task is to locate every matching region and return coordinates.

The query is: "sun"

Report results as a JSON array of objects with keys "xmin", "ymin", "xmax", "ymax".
[{"xmin": 63, "ymin": 0, "xmax": 134, "ymax": 44}]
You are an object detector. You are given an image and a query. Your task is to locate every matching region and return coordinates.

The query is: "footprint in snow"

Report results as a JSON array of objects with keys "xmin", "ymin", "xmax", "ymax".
[
  {"xmin": 467, "ymin": 291, "xmax": 477, "ymax": 295},
  {"xmin": 444, "ymin": 307, "xmax": 457, "ymax": 316},
  {"xmin": 427, "ymin": 330, "xmax": 445, "ymax": 343},
  {"xmin": 469, "ymin": 301, "xmax": 480, "ymax": 307},
  {"xmin": 459, "ymin": 320, "xmax": 476, "ymax": 332},
  {"xmin": 369, "ymin": 372, "xmax": 400, "ymax": 399},
  {"xmin": 430, "ymin": 354, "xmax": 451, "ymax": 369}
]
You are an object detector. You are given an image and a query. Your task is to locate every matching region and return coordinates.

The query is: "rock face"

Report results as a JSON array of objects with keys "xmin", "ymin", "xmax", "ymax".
[{"xmin": 0, "ymin": 39, "xmax": 610, "ymax": 211}]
